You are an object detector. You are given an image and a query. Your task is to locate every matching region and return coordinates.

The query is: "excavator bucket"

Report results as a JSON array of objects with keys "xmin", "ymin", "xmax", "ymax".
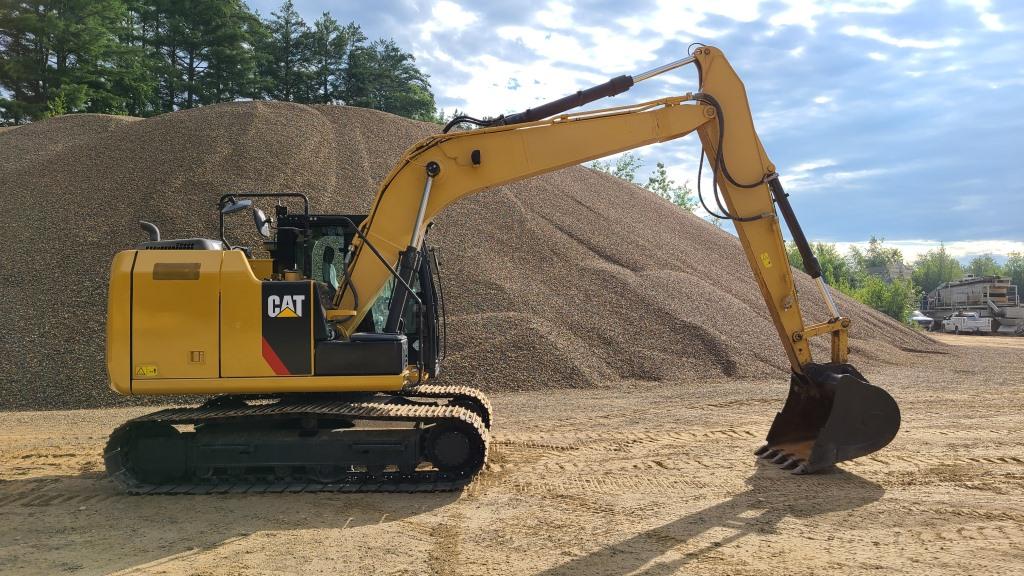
[{"xmin": 755, "ymin": 363, "xmax": 900, "ymax": 474}]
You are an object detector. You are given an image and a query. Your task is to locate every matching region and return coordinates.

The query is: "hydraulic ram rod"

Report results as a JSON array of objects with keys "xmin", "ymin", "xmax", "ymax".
[{"xmin": 500, "ymin": 56, "xmax": 696, "ymax": 126}]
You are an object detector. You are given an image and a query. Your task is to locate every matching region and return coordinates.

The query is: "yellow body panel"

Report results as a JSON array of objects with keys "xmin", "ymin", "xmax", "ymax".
[
  {"xmin": 107, "ymin": 249, "xmax": 417, "ymax": 395},
  {"xmin": 249, "ymin": 258, "xmax": 273, "ymax": 280},
  {"xmin": 131, "ymin": 372, "xmax": 412, "ymax": 395},
  {"xmin": 106, "ymin": 251, "xmax": 135, "ymax": 394},
  {"xmin": 132, "ymin": 251, "xmax": 222, "ymax": 379},
  {"xmin": 220, "ymin": 250, "xmax": 275, "ymax": 377}
]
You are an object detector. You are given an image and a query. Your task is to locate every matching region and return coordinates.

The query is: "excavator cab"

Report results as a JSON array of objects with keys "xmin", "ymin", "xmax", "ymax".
[{"xmin": 263, "ymin": 201, "xmax": 446, "ymax": 378}]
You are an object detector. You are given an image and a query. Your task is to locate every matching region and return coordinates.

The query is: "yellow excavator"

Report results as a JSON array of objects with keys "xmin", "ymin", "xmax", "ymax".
[{"xmin": 104, "ymin": 46, "xmax": 900, "ymax": 493}]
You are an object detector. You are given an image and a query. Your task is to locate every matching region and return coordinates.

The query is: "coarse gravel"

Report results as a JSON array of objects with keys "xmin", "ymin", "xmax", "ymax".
[{"xmin": 0, "ymin": 101, "xmax": 941, "ymax": 410}]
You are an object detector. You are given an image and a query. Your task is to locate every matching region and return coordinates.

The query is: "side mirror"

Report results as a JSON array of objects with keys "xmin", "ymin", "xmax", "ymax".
[
  {"xmin": 253, "ymin": 207, "xmax": 271, "ymax": 239},
  {"xmin": 220, "ymin": 198, "xmax": 253, "ymax": 215}
]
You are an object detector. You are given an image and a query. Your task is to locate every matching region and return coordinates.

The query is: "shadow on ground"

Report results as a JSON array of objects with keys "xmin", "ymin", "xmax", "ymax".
[
  {"xmin": 0, "ymin": 471, "xmax": 457, "ymax": 575},
  {"xmin": 537, "ymin": 464, "xmax": 885, "ymax": 576}
]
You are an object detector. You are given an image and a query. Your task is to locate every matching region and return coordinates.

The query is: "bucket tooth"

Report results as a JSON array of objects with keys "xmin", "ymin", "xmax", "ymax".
[
  {"xmin": 759, "ymin": 448, "xmax": 782, "ymax": 460},
  {"xmin": 770, "ymin": 452, "xmax": 791, "ymax": 465},
  {"xmin": 753, "ymin": 444, "xmax": 771, "ymax": 457},
  {"xmin": 780, "ymin": 458, "xmax": 802, "ymax": 471}
]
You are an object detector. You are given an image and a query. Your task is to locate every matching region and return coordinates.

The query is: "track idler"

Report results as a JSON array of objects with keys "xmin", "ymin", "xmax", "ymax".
[{"xmin": 756, "ymin": 363, "xmax": 900, "ymax": 474}]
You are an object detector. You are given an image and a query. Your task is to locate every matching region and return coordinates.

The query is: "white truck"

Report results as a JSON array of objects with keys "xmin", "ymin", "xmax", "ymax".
[{"xmin": 942, "ymin": 312, "xmax": 993, "ymax": 335}]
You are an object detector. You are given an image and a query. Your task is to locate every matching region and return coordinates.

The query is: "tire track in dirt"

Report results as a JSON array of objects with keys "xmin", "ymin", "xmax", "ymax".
[
  {"xmin": 467, "ymin": 474, "xmax": 712, "ymax": 496},
  {"xmin": 490, "ymin": 428, "xmax": 1024, "ymax": 479},
  {"xmin": 0, "ymin": 483, "xmax": 117, "ymax": 508},
  {"xmin": 491, "ymin": 427, "xmax": 761, "ymax": 451},
  {"xmin": 845, "ymin": 454, "xmax": 1024, "ymax": 469},
  {"xmin": 427, "ymin": 513, "xmax": 464, "ymax": 576}
]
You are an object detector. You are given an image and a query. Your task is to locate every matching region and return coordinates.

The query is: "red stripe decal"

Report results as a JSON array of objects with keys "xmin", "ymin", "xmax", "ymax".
[{"xmin": 261, "ymin": 337, "xmax": 291, "ymax": 375}]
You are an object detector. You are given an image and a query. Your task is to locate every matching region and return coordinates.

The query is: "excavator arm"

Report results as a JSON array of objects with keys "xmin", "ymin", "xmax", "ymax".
[{"xmin": 337, "ymin": 45, "xmax": 900, "ymax": 473}]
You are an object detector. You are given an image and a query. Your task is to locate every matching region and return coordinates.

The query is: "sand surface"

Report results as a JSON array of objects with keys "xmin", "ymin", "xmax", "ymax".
[{"xmin": 2, "ymin": 336, "xmax": 1021, "ymax": 575}]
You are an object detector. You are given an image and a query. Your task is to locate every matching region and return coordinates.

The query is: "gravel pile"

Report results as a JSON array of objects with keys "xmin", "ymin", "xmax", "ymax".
[{"xmin": 0, "ymin": 102, "xmax": 940, "ymax": 410}]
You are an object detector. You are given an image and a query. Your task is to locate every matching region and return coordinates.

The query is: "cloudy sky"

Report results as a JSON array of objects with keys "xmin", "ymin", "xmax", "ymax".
[{"xmin": 251, "ymin": 0, "xmax": 1022, "ymax": 261}]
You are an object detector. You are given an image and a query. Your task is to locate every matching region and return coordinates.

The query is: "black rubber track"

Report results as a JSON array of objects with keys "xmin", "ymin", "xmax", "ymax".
[
  {"xmin": 397, "ymin": 384, "xmax": 494, "ymax": 429},
  {"xmin": 104, "ymin": 397, "xmax": 489, "ymax": 495}
]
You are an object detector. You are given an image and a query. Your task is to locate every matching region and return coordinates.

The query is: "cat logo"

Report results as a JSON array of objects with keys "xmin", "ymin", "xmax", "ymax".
[{"xmin": 267, "ymin": 294, "xmax": 306, "ymax": 318}]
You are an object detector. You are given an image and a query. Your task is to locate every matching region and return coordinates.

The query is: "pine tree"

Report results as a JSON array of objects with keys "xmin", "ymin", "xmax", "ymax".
[
  {"xmin": 344, "ymin": 38, "xmax": 436, "ymax": 120},
  {"xmin": 0, "ymin": 3, "xmax": 45, "ymax": 123},
  {"xmin": 2, "ymin": 1, "xmax": 441, "ymax": 122},
  {"xmin": 198, "ymin": 0, "xmax": 261, "ymax": 105},
  {"xmin": 260, "ymin": 0, "xmax": 311, "ymax": 102},
  {"xmin": 151, "ymin": 0, "xmax": 257, "ymax": 109},
  {"xmin": 307, "ymin": 15, "xmax": 363, "ymax": 104},
  {"xmin": 1, "ymin": 0, "xmax": 149, "ymax": 122}
]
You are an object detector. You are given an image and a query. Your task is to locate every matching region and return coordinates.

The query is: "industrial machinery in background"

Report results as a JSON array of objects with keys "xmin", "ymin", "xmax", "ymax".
[
  {"xmin": 923, "ymin": 275, "xmax": 1024, "ymax": 335},
  {"xmin": 104, "ymin": 46, "xmax": 901, "ymax": 494}
]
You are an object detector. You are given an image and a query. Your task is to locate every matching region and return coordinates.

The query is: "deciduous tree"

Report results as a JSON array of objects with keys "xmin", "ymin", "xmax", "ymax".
[
  {"xmin": 966, "ymin": 253, "xmax": 1003, "ymax": 278},
  {"xmin": 645, "ymin": 161, "xmax": 696, "ymax": 212},
  {"xmin": 912, "ymin": 244, "xmax": 964, "ymax": 294}
]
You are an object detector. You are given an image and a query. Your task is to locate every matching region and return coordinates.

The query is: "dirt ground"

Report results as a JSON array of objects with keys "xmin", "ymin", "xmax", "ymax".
[{"xmin": 1, "ymin": 335, "xmax": 1022, "ymax": 575}]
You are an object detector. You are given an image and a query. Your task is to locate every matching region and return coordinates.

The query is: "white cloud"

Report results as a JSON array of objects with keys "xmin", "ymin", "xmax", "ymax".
[
  {"xmin": 693, "ymin": 0, "xmax": 762, "ymax": 22},
  {"xmin": 536, "ymin": 1, "xmax": 574, "ymax": 28},
  {"xmin": 495, "ymin": 25, "xmax": 662, "ymax": 73},
  {"xmin": 780, "ymin": 159, "xmax": 893, "ymax": 193},
  {"xmin": 832, "ymin": 240, "xmax": 1024, "ymax": 261},
  {"xmin": 813, "ymin": 95, "xmax": 833, "ymax": 104},
  {"xmin": 419, "ymin": 1, "xmax": 479, "ymax": 40},
  {"xmin": 831, "ymin": 0, "xmax": 915, "ymax": 14},
  {"xmin": 792, "ymin": 159, "xmax": 839, "ymax": 173},
  {"xmin": 770, "ymin": 0, "xmax": 913, "ymax": 32},
  {"xmin": 867, "ymin": 51, "xmax": 889, "ymax": 61},
  {"xmin": 617, "ymin": 0, "xmax": 762, "ymax": 40},
  {"xmin": 840, "ymin": 25, "xmax": 962, "ymax": 49},
  {"xmin": 770, "ymin": 0, "xmax": 826, "ymax": 31},
  {"xmin": 789, "ymin": 46, "xmax": 807, "ymax": 57},
  {"xmin": 978, "ymin": 12, "xmax": 1006, "ymax": 31},
  {"xmin": 948, "ymin": 0, "xmax": 1007, "ymax": 31}
]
